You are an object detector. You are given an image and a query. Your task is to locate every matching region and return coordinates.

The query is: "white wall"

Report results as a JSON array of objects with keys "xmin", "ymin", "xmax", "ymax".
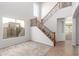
[
  {"xmin": 33, "ymin": 3, "xmax": 42, "ymax": 22},
  {"xmin": 31, "ymin": 26, "xmax": 53, "ymax": 46},
  {"xmin": 72, "ymin": 3, "xmax": 79, "ymax": 45},
  {"xmin": 55, "ymin": 6, "xmax": 73, "ymax": 18},
  {"xmin": 0, "ymin": 2, "xmax": 33, "ymax": 48},
  {"xmin": 33, "ymin": 3, "xmax": 41, "ymax": 17},
  {"xmin": 41, "ymin": 2, "xmax": 57, "ymax": 18},
  {"xmin": 76, "ymin": 13, "xmax": 79, "ymax": 45}
]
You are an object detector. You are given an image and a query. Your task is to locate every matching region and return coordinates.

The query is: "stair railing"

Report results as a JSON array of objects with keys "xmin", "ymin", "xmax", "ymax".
[{"xmin": 31, "ymin": 17, "xmax": 56, "ymax": 46}]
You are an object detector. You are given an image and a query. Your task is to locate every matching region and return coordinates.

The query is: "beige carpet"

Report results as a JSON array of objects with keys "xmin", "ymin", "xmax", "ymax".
[{"xmin": 0, "ymin": 41, "xmax": 51, "ymax": 56}]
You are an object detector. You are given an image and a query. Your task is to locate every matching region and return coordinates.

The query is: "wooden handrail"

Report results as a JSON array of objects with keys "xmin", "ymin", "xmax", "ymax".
[{"xmin": 36, "ymin": 18, "xmax": 51, "ymax": 33}]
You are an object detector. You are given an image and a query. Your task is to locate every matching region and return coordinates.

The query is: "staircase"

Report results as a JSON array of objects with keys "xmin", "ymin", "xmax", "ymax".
[
  {"xmin": 31, "ymin": 2, "xmax": 72, "ymax": 46},
  {"xmin": 31, "ymin": 18, "xmax": 56, "ymax": 46}
]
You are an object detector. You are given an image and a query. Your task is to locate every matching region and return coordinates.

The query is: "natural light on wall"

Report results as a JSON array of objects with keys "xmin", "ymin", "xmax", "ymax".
[
  {"xmin": 33, "ymin": 3, "xmax": 39, "ymax": 17},
  {"xmin": 16, "ymin": 20, "xmax": 24, "ymax": 28},
  {"xmin": 2, "ymin": 17, "xmax": 24, "ymax": 28},
  {"xmin": 3, "ymin": 17, "xmax": 15, "ymax": 24}
]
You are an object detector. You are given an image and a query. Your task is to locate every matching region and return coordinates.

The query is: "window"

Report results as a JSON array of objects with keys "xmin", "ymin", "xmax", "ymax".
[{"xmin": 2, "ymin": 17, "xmax": 25, "ymax": 39}]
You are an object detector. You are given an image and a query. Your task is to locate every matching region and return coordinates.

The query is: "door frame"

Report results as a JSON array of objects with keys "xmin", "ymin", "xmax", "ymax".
[{"xmin": 57, "ymin": 18, "xmax": 65, "ymax": 41}]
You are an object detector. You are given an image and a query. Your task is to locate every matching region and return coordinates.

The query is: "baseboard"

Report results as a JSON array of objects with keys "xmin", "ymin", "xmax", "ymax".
[{"xmin": 56, "ymin": 40, "xmax": 65, "ymax": 42}]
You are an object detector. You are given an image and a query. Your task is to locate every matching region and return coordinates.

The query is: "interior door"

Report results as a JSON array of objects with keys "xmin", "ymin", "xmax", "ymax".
[{"xmin": 57, "ymin": 19, "xmax": 65, "ymax": 41}]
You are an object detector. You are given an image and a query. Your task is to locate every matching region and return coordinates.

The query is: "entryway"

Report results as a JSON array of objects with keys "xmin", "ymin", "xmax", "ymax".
[{"xmin": 57, "ymin": 17, "xmax": 72, "ymax": 43}]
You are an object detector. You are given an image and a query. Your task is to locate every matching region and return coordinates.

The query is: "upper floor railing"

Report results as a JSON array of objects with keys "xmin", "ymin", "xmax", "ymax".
[{"xmin": 59, "ymin": 2, "xmax": 72, "ymax": 8}]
